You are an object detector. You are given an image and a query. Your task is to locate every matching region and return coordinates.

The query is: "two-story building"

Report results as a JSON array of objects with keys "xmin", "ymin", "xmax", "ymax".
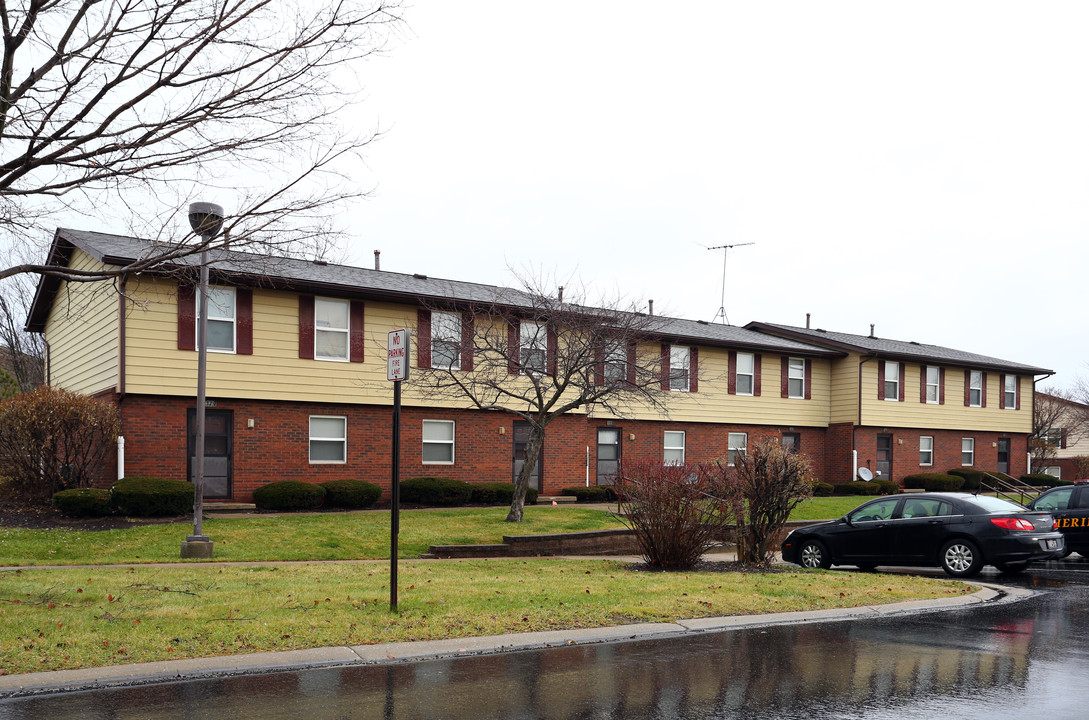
[{"xmin": 26, "ymin": 229, "xmax": 1053, "ymax": 502}]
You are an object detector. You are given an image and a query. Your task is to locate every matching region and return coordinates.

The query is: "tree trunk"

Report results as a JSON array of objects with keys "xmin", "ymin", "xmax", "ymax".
[{"xmin": 506, "ymin": 424, "xmax": 545, "ymax": 522}]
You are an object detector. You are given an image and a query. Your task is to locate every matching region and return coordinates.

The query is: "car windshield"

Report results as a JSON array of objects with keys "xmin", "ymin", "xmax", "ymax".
[{"xmin": 967, "ymin": 495, "xmax": 1027, "ymax": 513}]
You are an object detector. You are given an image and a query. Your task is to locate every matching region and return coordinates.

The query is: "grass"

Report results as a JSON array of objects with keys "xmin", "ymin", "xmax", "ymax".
[
  {"xmin": 790, "ymin": 495, "xmax": 869, "ymax": 521},
  {"xmin": 0, "ymin": 559, "xmax": 972, "ymax": 675}
]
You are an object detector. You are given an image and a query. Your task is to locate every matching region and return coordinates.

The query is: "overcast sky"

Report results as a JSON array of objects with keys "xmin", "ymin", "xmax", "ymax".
[{"xmin": 340, "ymin": 2, "xmax": 1086, "ymax": 388}]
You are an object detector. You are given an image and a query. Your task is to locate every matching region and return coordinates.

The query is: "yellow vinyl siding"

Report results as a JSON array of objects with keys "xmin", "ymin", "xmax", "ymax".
[
  {"xmin": 829, "ymin": 354, "xmax": 862, "ymax": 424},
  {"xmin": 43, "ymin": 250, "xmax": 119, "ymax": 394}
]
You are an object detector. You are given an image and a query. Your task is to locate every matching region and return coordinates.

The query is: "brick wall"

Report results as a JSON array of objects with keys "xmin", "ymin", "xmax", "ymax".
[{"xmin": 853, "ymin": 426, "xmax": 1030, "ymax": 484}]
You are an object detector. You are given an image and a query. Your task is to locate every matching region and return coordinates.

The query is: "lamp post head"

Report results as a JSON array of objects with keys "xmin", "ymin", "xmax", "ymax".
[{"xmin": 188, "ymin": 202, "xmax": 225, "ymax": 240}]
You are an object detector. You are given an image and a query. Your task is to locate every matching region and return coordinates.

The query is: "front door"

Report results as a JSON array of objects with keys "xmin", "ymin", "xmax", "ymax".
[
  {"xmin": 596, "ymin": 428, "xmax": 621, "ymax": 485},
  {"xmin": 512, "ymin": 422, "xmax": 541, "ymax": 491},
  {"xmin": 997, "ymin": 438, "xmax": 1011, "ymax": 474},
  {"xmin": 187, "ymin": 409, "xmax": 233, "ymax": 499},
  {"xmin": 876, "ymin": 434, "xmax": 893, "ymax": 480}
]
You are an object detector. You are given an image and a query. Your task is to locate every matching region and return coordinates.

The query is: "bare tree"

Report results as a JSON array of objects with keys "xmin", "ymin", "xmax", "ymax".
[
  {"xmin": 1032, "ymin": 387, "xmax": 1089, "ymax": 472},
  {"xmin": 411, "ymin": 279, "xmax": 671, "ymax": 522},
  {"xmin": 0, "ymin": 0, "xmax": 401, "ymax": 285}
]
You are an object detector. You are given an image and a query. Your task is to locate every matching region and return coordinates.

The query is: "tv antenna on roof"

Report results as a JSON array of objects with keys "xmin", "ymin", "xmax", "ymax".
[{"xmin": 708, "ymin": 242, "xmax": 754, "ymax": 324}]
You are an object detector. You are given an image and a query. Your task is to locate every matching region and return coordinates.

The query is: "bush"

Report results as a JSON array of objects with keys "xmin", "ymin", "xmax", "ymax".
[
  {"xmin": 53, "ymin": 488, "xmax": 113, "ymax": 517},
  {"xmin": 872, "ymin": 479, "xmax": 900, "ymax": 495},
  {"xmin": 902, "ymin": 473, "xmax": 964, "ymax": 492},
  {"xmin": 1021, "ymin": 473, "xmax": 1072, "ymax": 488},
  {"xmin": 947, "ymin": 468, "xmax": 983, "ymax": 491},
  {"xmin": 560, "ymin": 485, "xmax": 618, "ymax": 502},
  {"xmin": 811, "ymin": 482, "xmax": 834, "ymax": 497},
  {"xmin": 111, "ymin": 476, "xmax": 193, "ymax": 517},
  {"xmin": 469, "ymin": 482, "xmax": 539, "ymax": 506},
  {"xmin": 0, "ymin": 387, "xmax": 120, "ymax": 499},
  {"xmin": 253, "ymin": 480, "xmax": 327, "ymax": 511},
  {"xmin": 399, "ymin": 477, "xmax": 472, "ymax": 506},
  {"xmin": 833, "ymin": 481, "xmax": 884, "ymax": 496},
  {"xmin": 320, "ymin": 479, "xmax": 382, "ymax": 509}
]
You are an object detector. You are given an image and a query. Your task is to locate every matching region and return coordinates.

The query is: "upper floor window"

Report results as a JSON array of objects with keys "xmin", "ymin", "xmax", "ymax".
[
  {"xmin": 1003, "ymin": 375, "xmax": 1017, "ymax": 410},
  {"xmin": 670, "ymin": 346, "xmax": 691, "ymax": 392},
  {"xmin": 604, "ymin": 341, "xmax": 626, "ymax": 383},
  {"xmin": 197, "ymin": 286, "xmax": 236, "ymax": 353},
  {"xmin": 664, "ymin": 431, "xmax": 685, "ymax": 465},
  {"xmin": 314, "ymin": 298, "xmax": 349, "ymax": 361},
  {"xmin": 787, "ymin": 357, "xmax": 805, "ymax": 399},
  {"xmin": 520, "ymin": 321, "xmax": 547, "ymax": 373},
  {"xmin": 728, "ymin": 432, "xmax": 747, "ymax": 466},
  {"xmin": 968, "ymin": 370, "xmax": 983, "ymax": 407},
  {"xmin": 925, "ymin": 366, "xmax": 940, "ymax": 404},
  {"xmin": 431, "ymin": 312, "xmax": 462, "ymax": 370},
  {"xmin": 883, "ymin": 361, "xmax": 899, "ymax": 401},
  {"xmin": 735, "ymin": 352, "xmax": 755, "ymax": 395},
  {"xmin": 1042, "ymin": 428, "xmax": 1065, "ymax": 448}
]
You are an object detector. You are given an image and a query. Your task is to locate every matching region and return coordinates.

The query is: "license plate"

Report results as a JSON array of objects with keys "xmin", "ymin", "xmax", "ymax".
[{"xmin": 1047, "ymin": 539, "xmax": 1058, "ymax": 549}]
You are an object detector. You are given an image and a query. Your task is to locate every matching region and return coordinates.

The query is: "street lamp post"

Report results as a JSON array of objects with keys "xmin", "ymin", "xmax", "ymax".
[{"xmin": 181, "ymin": 202, "xmax": 224, "ymax": 560}]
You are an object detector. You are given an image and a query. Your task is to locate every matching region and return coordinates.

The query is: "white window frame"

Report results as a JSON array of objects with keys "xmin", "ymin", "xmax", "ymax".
[
  {"xmin": 314, "ymin": 297, "xmax": 349, "ymax": 362},
  {"xmin": 788, "ymin": 357, "xmax": 805, "ymax": 399},
  {"xmin": 968, "ymin": 370, "xmax": 983, "ymax": 407},
  {"xmin": 1004, "ymin": 374, "xmax": 1017, "ymax": 410},
  {"xmin": 728, "ymin": 432, "xmax": 747, "ymax": 467},
  {"xmin": 1042, "ymin": 428, "xmax": 1064, "ymax": 447},
  {"xmin": 925, "ymin": 366, "xmax": 940, "ymax": 404},
  {"xmin": 670, "ymin": 346, "xmax": 691, "ymax": 392},
  {"xmin": 431, "ymin": 312, "xmax": 462, "ymax": 370},
  {"xmin": 735, "ymin": 352, "xmax": 754, "ymax": 396},
  {"xmin": 919, "ymin": 436, "xmax": 934, "ymax": 466},
  {"xmin": 883, "ymin": 361, "xmax": 899, "ymax": 402},
  {"xmin": 309, "ymin": 415, "xmax": 346, "ymax": 464},
  {"xmin": 664, "ymin": 431, "xmax": 686, "ymax": 465},
  {"xmin": 198, "ymin": 286, "xmax": 236, "ymax": 354},
  {"xmin": 422, "ymin": 419, "xmax": 455, "ymax": 465},
  {"xmin": 520, "ymin": 321, "xmax": 546, "ymax": 373},
  {"xmin": 961, "ymin": 437, "xmax": 975, "ymax": 466},
  {"xmin": 604, "ymin": 341, "xmax": 626, "ymax": 383},
  {"xmin": 1044, "ymin": 466, "xmax": 1062, "ymax": 479}
]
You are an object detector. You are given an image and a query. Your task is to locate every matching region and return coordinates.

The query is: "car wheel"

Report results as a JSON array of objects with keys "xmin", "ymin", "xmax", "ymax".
[
  {"xmin": 798, "ymin": 540, "xmax": 831, "ymax": 569},
  {"xmin": 994, "ymin": 561, "xmax": 1029, "ymax": 574},
  {"xmin": 940, "ymin": 539, "xmax": 984, "ymax": 577}
]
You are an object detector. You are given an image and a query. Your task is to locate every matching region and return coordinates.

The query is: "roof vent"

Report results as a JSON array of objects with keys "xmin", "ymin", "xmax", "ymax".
[
  {"xmin": 909, "ymin": 341, "xmax": 920, "ymax": 345},
  {"xmin": 815, "ymin": 328, "xmax": 827, "ymax": 333},
  {"xmin": 697, "ymin": 319, "xmax": 709, "ymax": 325},
  {"xmin": 313, "ymin": 259, "xmax": 328, "ymax": 266},
  {"xmin": 413, "ymin": 273, "xmax": 428, "ymax": 280},
  {"xmin": 869, "ymin": 324, "xmax": 876, "ymax": 338}
]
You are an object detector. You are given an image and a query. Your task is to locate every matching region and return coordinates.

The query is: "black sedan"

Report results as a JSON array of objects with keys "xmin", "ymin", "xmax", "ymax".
[{"xmin": 781, "ymin": 492, "xmax": 1065, "ymax": 577}]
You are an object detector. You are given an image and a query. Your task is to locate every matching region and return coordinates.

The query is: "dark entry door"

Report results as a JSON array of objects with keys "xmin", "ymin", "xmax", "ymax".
[
  {"xmin": 997, "ymin": 438, "xmax": 1011, "ymax": 474},
  {"xmin": 876, "ymin": 434, "xmax": 893, "ymax": 480},
  {"xmin": 187, "ymin": 409, "xmax": 233, "ymax": 499},
  {"xmin": 596, "ymin": 428, "xmax": 621, "ymax": 485},
  {"xmin": 512, "ymin": 422, "xmax": 541, "ymax": 491}
]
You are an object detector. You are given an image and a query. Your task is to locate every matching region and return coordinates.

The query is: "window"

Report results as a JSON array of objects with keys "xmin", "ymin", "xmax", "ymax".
[
  {"xmin": 901, "ymin": 498, "xmax": 951, "ymax": 519},
  {"xmin": 1042, "ymin": 428, "xmax": 1064, "ymax": 447},
  {"xmin": 431, "ymin": 312, "xmax": 461, "ymax": 370},
  {"xmin": 309, "ymin": 416, "xmax": 346, "ymax": 463},
  {"xmin": 422, "ymin": 420, "xmax": 455, "ymax": 464},
  {"xmin": 883, "ymin": 361, "xmax": 899, "ymax": 401},
  {"xmin": 1035, "ymin": 487, "xmax": 1073, "ymax": 512},
  {"xmin": 961, "ymin": 437, "xmax": 975, "ymax": 466},
  {"xmin": 670, "ymin": 346, "xmax": 691, "ymax": 392},
  {"xmin": 520, "ymin": 321, "xmax": 546, "ymax": 372},
  {"xmin": 925, "ymin": 366, "xmax": 940, "ymax": 404},
  {"xmin": 604, "ymin": 342, "xmax": 626, "ymax": 383},
  {"xmin": 848, "ymin": 497, "xmax": 900, "ymax": 523},
  {"xmin": 787, "ymin": 357, "xmax": 805, "ymax": 398},
  {"xmin": 664, "ymin": 431, "xmax": 685, "ymax": 465},
  {"xmin": 314, "ymin": 298, "xmax": 349, "ymax": 361},
  {"xmin": 199, "ymin": 286, "xmax": 236, "ymax": 352},
  {"xmin": 782, "ymin": 433, "xmax": 800, "ymax": 453},
  {"xmin": 919, "ymin": 436, "xmax": 934, "ymax": 466},
  {"xmin": 968, "ymin": 370, "xmax": 983, "ymax": 407},
  {"xmin": 1004, "ymin": 375, "xmax": 1017, "ymax": 409},
  {"xmin": 1044, "ymin": 466, "xmax": 1062, "ymax": 479},
  {"xmin": 728, "ymin": 432, "xmax": 747, "ymax": 466},
  {"xmin": 735, "ymin": 352, "xmax": 754, "ymax": 395}
]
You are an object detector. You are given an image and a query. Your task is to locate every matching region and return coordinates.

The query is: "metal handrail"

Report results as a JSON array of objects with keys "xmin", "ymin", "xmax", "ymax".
[{"xmin": 979, "ymin": 471, "xmax": 1039, "ymax": 506}]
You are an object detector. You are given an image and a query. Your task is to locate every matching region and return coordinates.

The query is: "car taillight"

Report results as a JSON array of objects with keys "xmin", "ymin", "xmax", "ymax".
[{"xmin": 991, "ymin": 517, "xmax": 1036, "ymax": 531}]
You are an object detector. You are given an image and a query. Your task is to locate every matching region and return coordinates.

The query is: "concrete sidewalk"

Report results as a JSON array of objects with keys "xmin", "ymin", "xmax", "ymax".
[{"xmin": 0, "ymin": 573, "xmax": 1033, "ymax": 699}]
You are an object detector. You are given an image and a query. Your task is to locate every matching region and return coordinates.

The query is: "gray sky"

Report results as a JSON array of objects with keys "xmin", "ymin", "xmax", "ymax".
[{"xmin": 339, "ymin": 1, "xmax": 1087, "ymax": 389}]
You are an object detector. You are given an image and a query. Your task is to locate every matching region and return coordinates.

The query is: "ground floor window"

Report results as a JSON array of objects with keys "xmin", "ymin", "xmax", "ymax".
[
  {"xmin": 961, "ymin": 437, "xmax": 974, "ymax": 466},
  {"xmin": 919, "ymin": 436, "xmax": 933, "ymax": 466},
  {"xmin": 422, "ymin": 419, "xmax": 455, "ymax": 464},
  {"xmin": 309, "ymin": 415, "xmax": 346, "ymax": 463},
  {"xmin": 728, "ymin": 432, "xmax": 747, "ymax": 466},
  {"xmin": 664, "ymin": 431, "xmax": 685, "ymax": 465},
  {"xmin": 1045, "ymin": 466, "xmax": 1061, "ymax": 478}
]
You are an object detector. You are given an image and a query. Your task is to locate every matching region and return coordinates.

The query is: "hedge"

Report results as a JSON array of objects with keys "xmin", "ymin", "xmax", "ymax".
[
  {"xmin": 1021, "ymin": 473, "xmax": 1074, "ymax": 488},
  {"xmin": 946, "ymin": 468, "xmax": 983, "ymax": 491},
  {"xmin": 53, "ymin": 488, "xmax": 113, "ymax": 517},
  {"xmin": 561, "ymin": 485, "xmax": 618, "ymax": 502},
  {"xmin": 832, "ymin": 481, "xmax": 884, "ymax": 496},
  {"xmin": 399, "ymin": 477, "xmax": 473, "ymax": 506},
  {"xmin": 902, "ymin": 473, "xmax": 964, "ymax": 492},
  {"xmin": 811, "ymin": 482, "xmax": 834, "ymax": 497},
  {"xmin": 111, "ymin": 476, "xmax": 193, "ymax": 517},
  {"xmin": 469, "ymin": 482, "xmax": 539, "ymax": 506},
  {"xmin": 321, "ymin": 479, "xmax": 382, "ymax": 509},
  {"xmin": 253, "ymin": 480, "xmax": 327, "ymax": 511}
]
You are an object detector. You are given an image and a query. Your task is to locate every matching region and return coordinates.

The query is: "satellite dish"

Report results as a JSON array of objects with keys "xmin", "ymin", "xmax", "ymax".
[{"xmin": 858, "ymin": 467, "xmax": 874, "ymax": 482}]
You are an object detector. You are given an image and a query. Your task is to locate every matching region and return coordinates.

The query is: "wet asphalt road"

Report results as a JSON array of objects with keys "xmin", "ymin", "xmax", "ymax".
[{"xmin": 3, "ymin": 559, "xmax": 1089, "ymax": 719}]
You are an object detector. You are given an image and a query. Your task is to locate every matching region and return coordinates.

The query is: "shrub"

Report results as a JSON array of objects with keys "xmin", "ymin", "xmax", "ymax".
[
  {"xmin": 811, "ymin": 482, "xmax": 834, "ymax": 497},
  {"xmin": 253, "ymin": 480, "xmax": 327, "ymax": 511},
  {"xmin": 902, "ymin": 473, "xmax": 964, "ymax": 492},
  {"xmin": 53, "ymin": 488, "xmax": 113, "ymax": 517},
  {"xmin": 469, "ymin": 482, "xmax": 539, "ymax": 506},
  {"xmin": 111, "ymin": 476, "xmax": 193, "ymax": 517},
  {"xmin": 399, "ymin": 477, "xmax": 472, "ymax": 506},
  {"xmin": 1071, "ymin": 456, "xmax": 1089, "ymax": 479},
  {"xmin": 560, "ymin": 485, "xmax": 618, "ymax": 502},
  {"xmin": 320, "ymin": 479, "xmax": 381, "ymax": 509},
  {"xmin": 1021, "ymin": 473, "xmax": 1072, "ymax": 488},
  {"xmin": 833, "ymin": 481, "xmax": 884, "ymax": 496},
  {"xmin": 0, "ymin": 387, "xmax": 120, "ymax": 499},
  {"xmin": 872, "ymin": 479, "xmax": 900, "ymax": 495},
  {"xmin": 947, "ymin": 468, "xmax": 983, "ymax": 491}
]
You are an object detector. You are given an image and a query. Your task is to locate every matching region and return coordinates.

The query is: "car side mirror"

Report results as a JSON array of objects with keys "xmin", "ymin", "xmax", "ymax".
[{"xmin": 841, "ymin": 515, "xmax": 852, "ymax": 526}]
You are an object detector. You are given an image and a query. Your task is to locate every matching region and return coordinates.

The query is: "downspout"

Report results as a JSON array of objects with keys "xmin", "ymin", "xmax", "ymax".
[
  {"xmin": 42, "ymin": 338, "xmax": 51, "ymax": 386},
  {"xmin": 854, "ymin": 353, "xmax": 878, "ymax": 480},
  {"xmin": 1030, "ymin": 372, "xmax": 1056, "ymax": 473},
  {"xmin": 118, "ymin": 275, "xmax": 127, "ymax": 401}
]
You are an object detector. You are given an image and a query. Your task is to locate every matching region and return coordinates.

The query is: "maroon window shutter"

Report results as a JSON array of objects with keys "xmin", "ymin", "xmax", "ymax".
[
  {"xmin": 236, "ymin": 289, "xmax": 253, "ymax": 355},
  {"xmin": 594, "ymin": 344, "xmax": 605, "ymax": 385},
  {"xmin": 780, "ymin": 357, "xmax": 789, "ymax": 398},
  {"xmin": 661, "ymin": 344, "xmax": 671, "ymax": 391},
  {"xmin": 999, "ymin": 375, "xmax": 1006, "ymax": 409},
  {"xmin": 1061, "ymin": 429, "xmax": 1068, "ymax": 449},
  {"xmin": 981, "ymin": 371, "xmax": 988, "ymax": 407},
  {"xmin": 460, "ymin": 311, "xmax": 474, "ymax": 371},
  {"xmin": 1015, "ymin": 377, "xmax": 1021, "ymax": 410},
  {"xmin": 349, "ymin": 301, "xmax": 365, "ymax": 363},
  {"xmin": 898, "ymin": 362, "xmax": 906, "ymax": 402},
  {"xmin": 728, "ymin": 351, "xmax": 737, "ymax": 394},
  {"xmin": 626, "ymin": 342, "xmax": 637, "ymax": 384},
  {"xmin": 417, "ymin": 308, "xmax": 431, "ymax": 368},
  {"xmin": 508, "ymin": 320, "xmax": 520, "ymax": 374},
  {"xmin": 753, "ymin": 353, "xmax": 762, "ymax": 396},
  {"xmin": 964, "ymin": 369, "xmax": 971, "ymax": 406},
  {"xmin": 920, "ymin": 365, "xmax": 928, "ymax": 403},
  {"xmin": 804, "ymin": 358, "xmax": 811, "ymax": 400},
  {"xmin": 298, "ymin": 295, "xmax": 314, "ymax": 360},
  {"xmin": 878, "ymin": 362, "xmax": 886, "ymax": 400},
  {"xmin": 690, "ymin": 347, "xmax": 699, "ymax": 393},
  {"xmin": 177, "ymin": 285, "xmax": 196, "ymax": 351},
  {"xmin": 939, "ymin": 368, "xmax": 946, "ymax": 405},
  {"xmin": 547, "ymin": 326, "xmax": 558, "ymax": 375}
]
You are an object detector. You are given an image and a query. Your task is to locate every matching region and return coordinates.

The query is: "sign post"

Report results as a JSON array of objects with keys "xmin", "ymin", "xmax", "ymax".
[{"xmin": 387, "ymin": 329, "xmax": 410, "ymax": 612}]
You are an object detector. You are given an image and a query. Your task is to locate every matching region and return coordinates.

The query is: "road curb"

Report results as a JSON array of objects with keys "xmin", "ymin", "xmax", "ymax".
[{"xmin": 0, "ymin": 582, "xmax": 1025, "ymax": 699}]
